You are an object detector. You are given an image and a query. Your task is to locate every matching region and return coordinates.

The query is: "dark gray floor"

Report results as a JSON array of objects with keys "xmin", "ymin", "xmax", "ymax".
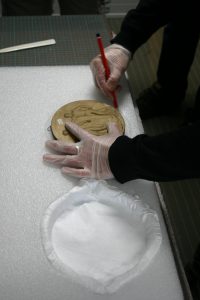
[{"xmin": 107, "ymin": 17, "xmax": 200, "ymax": 268}]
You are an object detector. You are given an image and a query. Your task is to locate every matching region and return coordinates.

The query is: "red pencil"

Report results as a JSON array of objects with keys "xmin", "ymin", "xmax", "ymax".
[{"xmin": 96, "ymin": 33, "xmax": 118, "ymax": 109}]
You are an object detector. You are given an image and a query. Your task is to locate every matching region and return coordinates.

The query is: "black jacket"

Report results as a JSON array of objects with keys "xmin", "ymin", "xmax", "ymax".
[
  {"xmin": 109, "ymin": 122, "xmax": 200, "ymax": 182},
  {"xmin": 108, "ymin": 0, "xmax": 200, "ymax": 183},
  {"xmin": 112, "ymin": 0, "xmax": 199, "ymax": 54}
]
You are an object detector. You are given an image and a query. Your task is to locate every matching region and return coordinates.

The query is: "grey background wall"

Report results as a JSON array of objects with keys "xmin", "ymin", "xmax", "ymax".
[
  {"xmin": 108, "ymin": 0, "xmax": 138, "ymax": 14},
  {"xmin": 0, "ymin": 1, "xmax": 138, "ymax": 16}
]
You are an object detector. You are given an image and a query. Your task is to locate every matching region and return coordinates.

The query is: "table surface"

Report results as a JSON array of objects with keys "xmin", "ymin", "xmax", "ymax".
[
  {"xmin": 0, "ymin": 14, "xmax": 184, "ymax": 300},
  {"xmin": 0, "ymin": 65, "xmax": 183, "ymax": 300},
  {"xmin": 0, "ymin": 15, "xmax": 110, "ymax": 66}
]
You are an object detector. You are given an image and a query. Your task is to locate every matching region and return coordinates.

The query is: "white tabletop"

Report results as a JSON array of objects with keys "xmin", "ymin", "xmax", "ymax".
[{"xmin": 0, "ymin": 66, "xmax": 183, "ymax": 300}]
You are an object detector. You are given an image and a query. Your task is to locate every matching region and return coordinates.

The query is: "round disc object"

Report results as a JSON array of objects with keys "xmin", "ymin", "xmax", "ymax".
[{"xmin": 51, "ymin": 100, "xmax": 125, "ymax": 143}]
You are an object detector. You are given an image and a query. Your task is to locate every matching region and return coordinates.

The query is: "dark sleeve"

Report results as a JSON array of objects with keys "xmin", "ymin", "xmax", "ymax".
[
  {"xmin": 108, "ymin": 121, "xmax": 200, "ymax": 183},
  {"xmin": 111, "ymin": 0, "xmax": 196, "ymax": 54}
]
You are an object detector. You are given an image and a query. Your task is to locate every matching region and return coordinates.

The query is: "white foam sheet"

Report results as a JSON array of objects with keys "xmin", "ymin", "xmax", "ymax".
[
  {"xmin": 0, "ymin": 66, "xmax": 183, "ymax": 300},
  {"xmin": 42, "ymin": 179, "xmax": 162, "ymax": 294}
]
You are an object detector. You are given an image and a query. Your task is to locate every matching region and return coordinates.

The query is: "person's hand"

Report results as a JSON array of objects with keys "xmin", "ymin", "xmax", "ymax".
[
  {"xmin": 43, "ymin": 121, "xmax": 122, "ymax": 179},
  {"xmin": 90, "ymin": 44, "xmax": 131, "ymax": 99}
]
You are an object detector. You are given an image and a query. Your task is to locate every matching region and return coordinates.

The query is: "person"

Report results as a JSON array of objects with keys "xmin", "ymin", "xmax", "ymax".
[
  {"xmin": 43, "ymin": 0, "xmax": 200, "ymax": 182},
  {"xmin": 43, "ymin": 0, "xmax": 200, "ymax": 296},
  {"xmin": 91, "ymin": 0, "xmax": 200, "ymax": 120},
  {"xmin": 1, "ymin": 0, "xmax": 100, "ymax": 16}
]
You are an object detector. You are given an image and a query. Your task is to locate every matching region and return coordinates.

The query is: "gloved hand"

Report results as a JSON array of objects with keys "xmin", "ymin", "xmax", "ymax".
[
  {"xmin": 43, "ymin": 121, "xmax": 122, "ymax": 179},
  {"xmin": 90, "ymin": 43, "xmax": 131, "ymax": 98}
]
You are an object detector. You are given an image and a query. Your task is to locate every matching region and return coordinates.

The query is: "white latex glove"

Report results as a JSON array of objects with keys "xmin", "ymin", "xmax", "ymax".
[
  {"xmin": 43, "ymin": 121, "xmax": 122, "ymax": 179},
  {"xmin": 90, "ymin": 43, "xmax": 131, "ymax": 98}
]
